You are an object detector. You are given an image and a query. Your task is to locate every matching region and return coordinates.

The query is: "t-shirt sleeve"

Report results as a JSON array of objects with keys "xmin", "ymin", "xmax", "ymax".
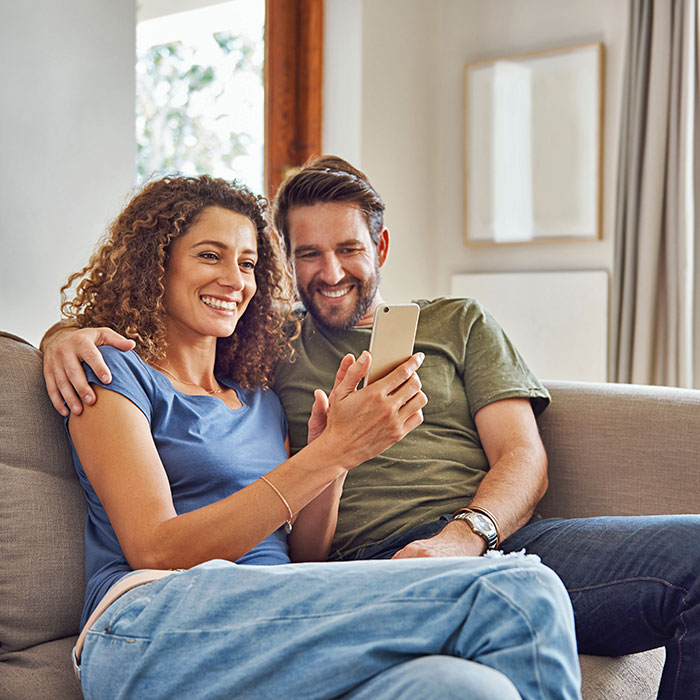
[
  {"xmin": 460, "ymin": 300, "xmax": 551, "ymax": 419},
  {"xmin": 83, "ymin": 347, "xmax": 154, "ymax": 422}
]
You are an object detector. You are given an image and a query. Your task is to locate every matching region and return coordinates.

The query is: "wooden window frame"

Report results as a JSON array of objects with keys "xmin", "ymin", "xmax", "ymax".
[{"xmin": 264, "ymin": 0, "xmax": 324, "ymax": 197}]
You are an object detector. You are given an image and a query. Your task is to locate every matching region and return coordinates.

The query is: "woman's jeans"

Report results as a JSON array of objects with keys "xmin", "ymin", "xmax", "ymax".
[
  {"xmin": 76, "ymin": 555, "xmax": 581, "ymax": 699},
  {"xmin": 354, "ymin": 514, "xmax": 700, "ymax": 700}
]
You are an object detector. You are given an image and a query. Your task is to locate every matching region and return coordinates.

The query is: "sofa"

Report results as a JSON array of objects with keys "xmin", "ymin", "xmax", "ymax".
[{"xmin": 2, "ymin": 329, "xmax": 699, "ymax": 699}]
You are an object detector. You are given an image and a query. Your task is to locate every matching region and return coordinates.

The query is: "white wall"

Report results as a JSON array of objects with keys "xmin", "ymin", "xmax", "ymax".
[
  {"xmin": 0, "ymin": 0, "xmax": 136, "ymax": 346},
  {"xmin": 325, "ymin": 0, "xmax": 628, "ymax": 306}
]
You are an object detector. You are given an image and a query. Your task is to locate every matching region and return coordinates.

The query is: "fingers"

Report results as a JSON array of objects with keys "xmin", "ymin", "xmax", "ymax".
[
  {"xmin": 329, "ymin": 354, "xmax": 357, "ymax": 399},
  {"xmin": 99, "ymin": 328, "xmax": 135, "ymax": 352},
  {"xmin": 46, "ymin": 362, "xmax": 84, "ymax": 416},
  {"xmin": 42, "ymin": 326, "xmax": 124, "ymax": 415},
  {"xmin": 51, "ymin": 352, "xmax": 96, "ymax": 415},
  {"xmin": 43, "ymin": 364, "xmax": 70, "ymax": 416},
  {"xmin": 332, "ymin": 352, "xmax": 371, "ymax": 400},
  {"xmin": 374, "ymin": 352, "xmax": 425, "ymax": 394},
  {"xmin": 81, "ymin": 344, "xmax": 113, "ymax": 385}
]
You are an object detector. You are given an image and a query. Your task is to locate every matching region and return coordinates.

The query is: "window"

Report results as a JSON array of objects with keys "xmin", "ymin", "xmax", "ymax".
[{"xmin": 136, "ymin": 1, "xmax": 265, "ymax": 192}]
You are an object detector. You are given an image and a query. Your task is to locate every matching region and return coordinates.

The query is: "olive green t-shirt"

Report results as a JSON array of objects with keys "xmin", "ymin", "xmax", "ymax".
[{"xmin": 273, "ymin": 297, "xmax": 550, "ymax": 560}]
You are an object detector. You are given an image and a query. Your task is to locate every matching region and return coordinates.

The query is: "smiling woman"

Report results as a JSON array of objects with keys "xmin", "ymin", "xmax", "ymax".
[{"xmin": 60, "ymin": 176, "xmax": 292, "ymax": 390}]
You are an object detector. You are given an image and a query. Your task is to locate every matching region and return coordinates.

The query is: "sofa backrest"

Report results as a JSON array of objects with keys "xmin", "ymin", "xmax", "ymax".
[
  {"xmin": 0, "ymin": 332, "xmax": 86, "ymax": 656},
  {"xmin": 538, "ymin": 379, "xmax": 700, "ymax": 519}
]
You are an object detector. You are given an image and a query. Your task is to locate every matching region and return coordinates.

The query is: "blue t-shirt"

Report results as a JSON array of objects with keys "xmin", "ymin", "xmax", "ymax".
[{"xmin": 66, "ymin": 347, "xmax": 291, "ymax": 628}]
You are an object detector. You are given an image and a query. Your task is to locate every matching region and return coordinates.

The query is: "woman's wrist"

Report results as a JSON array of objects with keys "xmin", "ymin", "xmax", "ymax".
[{"xmin": 298, "ymin": 433, "xmax": 352, "ymax": 478}]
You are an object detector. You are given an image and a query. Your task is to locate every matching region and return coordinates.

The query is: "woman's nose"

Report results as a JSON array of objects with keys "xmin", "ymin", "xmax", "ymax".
[{"xmin": 219, "ymin": 264, "xmax": 245, "ymax": 290}]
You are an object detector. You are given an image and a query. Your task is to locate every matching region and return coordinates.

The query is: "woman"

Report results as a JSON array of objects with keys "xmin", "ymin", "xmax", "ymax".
[{"xmin": 62, "ymin": 175, "xmax": 581, "ymax": 699}]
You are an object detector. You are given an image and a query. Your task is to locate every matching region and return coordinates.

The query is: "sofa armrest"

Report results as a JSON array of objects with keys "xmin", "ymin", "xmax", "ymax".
[{"xmin": 536, "ymin": 380, "xmax": 700, "ymax": 519}]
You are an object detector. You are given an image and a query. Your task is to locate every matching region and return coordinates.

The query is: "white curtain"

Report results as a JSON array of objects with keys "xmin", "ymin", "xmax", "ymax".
[{"xmin": 610, "ymin": 0, "xmax": 699, "ymax": 387}]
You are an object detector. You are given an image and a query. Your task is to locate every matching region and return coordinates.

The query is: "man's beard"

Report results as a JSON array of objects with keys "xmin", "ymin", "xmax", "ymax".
[{"xmin": 298, "ymin": 267, "xmax": 380, "ymax": 333}]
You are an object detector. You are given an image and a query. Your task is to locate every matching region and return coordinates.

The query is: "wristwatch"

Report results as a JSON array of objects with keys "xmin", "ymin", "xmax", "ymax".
[{"xmin": 452, "ymin": 508, "xmax": 500, "ymax": 550}]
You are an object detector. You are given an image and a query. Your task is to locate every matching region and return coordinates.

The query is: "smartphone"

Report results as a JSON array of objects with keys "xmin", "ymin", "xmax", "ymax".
[{"xmin": 365, "ymin": 303, "xmax": 420, "ymax": 385}]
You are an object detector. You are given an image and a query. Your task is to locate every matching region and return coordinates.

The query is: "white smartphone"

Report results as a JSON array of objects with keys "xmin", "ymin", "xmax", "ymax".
[{"xmin": 365, "ymin": 303, "xmax": 420, "ymax": 385}]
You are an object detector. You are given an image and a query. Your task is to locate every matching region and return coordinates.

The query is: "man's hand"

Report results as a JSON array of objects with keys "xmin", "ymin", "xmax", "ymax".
[
  {"xmin": 42, "ymin": 326, "xmax": 134, "ymax": 416},
  {"xmin": 391, "ymin": 520, "xmax": 485, "ymax": 559}
]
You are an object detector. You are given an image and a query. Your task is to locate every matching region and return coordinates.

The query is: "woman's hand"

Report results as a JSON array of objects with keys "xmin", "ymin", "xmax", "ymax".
[
  {"xmin": 314, "ymin": 350, "xmax": 427, "ymax": 470},
  {"xmin": 306, "ymin": 354, "xmax": 355, "ymax": 443}
]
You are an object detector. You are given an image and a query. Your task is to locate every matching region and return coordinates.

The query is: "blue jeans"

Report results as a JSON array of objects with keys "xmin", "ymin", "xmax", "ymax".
[
  {"xmin": 354, "ymin": 514, "xmax": 700, "ymax": 700},
  {"xmin": 76, "ymin": 555, "xmax": 581, "ymax": 699}
]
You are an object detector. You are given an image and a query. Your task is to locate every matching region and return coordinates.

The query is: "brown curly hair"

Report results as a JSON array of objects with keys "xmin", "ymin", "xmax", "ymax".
[{"xmin": 61, "ymin": 175, "xmax": 299, "ymax": 389}]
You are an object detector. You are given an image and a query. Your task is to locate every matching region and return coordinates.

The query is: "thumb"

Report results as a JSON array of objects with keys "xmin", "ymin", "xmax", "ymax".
[
  {"xmin": 98, "ymin": 328, "xmax": 135, "ymax": 351},
  {"xmin": 333, "ymin": 351, "xmax": 371, "ymax": 399},
  {"xmin": 311, "ymin": 389, "xmax": 329, "ymax": 417},
  {"xmin": 307, "ymin": 389, "xmax": 330, "ymax": 443}
]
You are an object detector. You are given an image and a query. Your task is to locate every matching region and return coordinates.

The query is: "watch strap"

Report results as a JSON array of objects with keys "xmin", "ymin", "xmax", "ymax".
[{"xmin": 453, "ymin": 505, "xmax": 501, "ymax": 549}]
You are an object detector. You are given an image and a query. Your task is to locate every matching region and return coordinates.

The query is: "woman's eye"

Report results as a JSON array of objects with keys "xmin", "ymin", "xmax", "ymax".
[
  {"xmin": 199, "ymin": 252, "xmax": 219, "ymax": 261},
  {"xmin": 241, "ymin": 261, "xmax": 256, "ymax": 271}
]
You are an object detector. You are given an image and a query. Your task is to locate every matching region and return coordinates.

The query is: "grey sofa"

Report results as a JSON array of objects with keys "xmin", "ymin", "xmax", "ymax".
[{"xmin": 2, "ymin": 330, "xmax": 699, "ymax": 699}]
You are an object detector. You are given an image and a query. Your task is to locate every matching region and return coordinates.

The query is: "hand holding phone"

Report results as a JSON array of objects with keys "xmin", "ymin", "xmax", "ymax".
[{"xmin": 365, "ymin": 303, "xmax": 420, "ymax": 385}]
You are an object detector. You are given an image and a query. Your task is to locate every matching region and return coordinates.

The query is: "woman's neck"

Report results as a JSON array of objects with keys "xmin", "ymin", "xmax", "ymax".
[{"xmin": 155, "ymin": 333, "xmax": 220, "ymax": 392}]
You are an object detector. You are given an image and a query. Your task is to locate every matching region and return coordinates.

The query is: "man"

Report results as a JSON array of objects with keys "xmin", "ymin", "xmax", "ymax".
[{"xmin": 44, "ymin": 156, "xmax": 700, "ymax": 699}]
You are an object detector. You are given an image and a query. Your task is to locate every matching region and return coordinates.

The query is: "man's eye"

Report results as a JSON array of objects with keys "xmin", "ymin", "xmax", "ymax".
[
  {"xmin": 296, "ymin": 251, "xmax": 319, "ymax": 260},
  {"xmin": 340, "ymin": 247, "xmax": 360, "ymax": 254}
]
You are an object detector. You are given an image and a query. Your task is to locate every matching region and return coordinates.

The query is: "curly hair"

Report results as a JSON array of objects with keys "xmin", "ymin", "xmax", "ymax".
[{"xmin": 61, "ymin": 175, "xmax": 299, "ymax": 389}]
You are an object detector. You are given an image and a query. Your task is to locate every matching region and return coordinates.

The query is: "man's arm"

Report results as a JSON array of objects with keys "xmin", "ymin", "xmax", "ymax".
[
  {"xmin": 392, "ymin": 397, "xmax": 547, "ymax": 558},
  {"xmin": 41, "ymin": 324, "xmax": 134, "ymax": 415}
]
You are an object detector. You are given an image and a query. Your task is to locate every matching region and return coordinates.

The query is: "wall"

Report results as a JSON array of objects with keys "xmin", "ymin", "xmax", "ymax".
[
  {"xmin": 432, "ymin": 0, "xmax": 627, "ymax": 289},
  {"xmin": 0, "ymin": 0, "xmax": 136, "ymax": 346},
  {"xmin": 324, "ymin": 0, "xmax": 629, "ymax": 307}
]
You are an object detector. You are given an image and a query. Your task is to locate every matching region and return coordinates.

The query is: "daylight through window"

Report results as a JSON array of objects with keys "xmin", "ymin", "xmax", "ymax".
[{"xmin": 136, "ymin": 1, "xmax": 264, "ymax": 193}]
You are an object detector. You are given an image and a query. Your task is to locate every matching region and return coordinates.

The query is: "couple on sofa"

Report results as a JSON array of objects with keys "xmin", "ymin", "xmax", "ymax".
[{"xmin": 45, "ymin": 156, "xmax": 700, "ymax": 699}]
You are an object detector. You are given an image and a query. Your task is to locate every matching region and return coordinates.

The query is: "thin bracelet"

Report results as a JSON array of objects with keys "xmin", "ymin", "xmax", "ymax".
[{"xmin": 259, "ymin": 476, "xmax": 293, "ymax": 534}]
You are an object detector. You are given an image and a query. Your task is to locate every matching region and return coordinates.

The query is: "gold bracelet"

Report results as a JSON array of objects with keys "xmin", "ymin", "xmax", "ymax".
[{"xmin": 259, "ymin": 476, "xmax": 293, "ymax": 534}]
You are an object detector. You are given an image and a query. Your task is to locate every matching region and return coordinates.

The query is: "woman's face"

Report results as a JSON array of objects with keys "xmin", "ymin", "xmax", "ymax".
[{"xmin": 163, "ymin": 206, "xmax": 258, "ymax": 343}]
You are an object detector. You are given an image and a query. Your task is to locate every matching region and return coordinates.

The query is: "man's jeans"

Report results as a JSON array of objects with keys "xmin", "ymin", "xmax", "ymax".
[
  {"xmin": 353, "ymin": 514, "xmax": 700, "ymax": 700},
  {"xmin": 76, "ymin": 555, "xmax": 581, "ymax": 699}
]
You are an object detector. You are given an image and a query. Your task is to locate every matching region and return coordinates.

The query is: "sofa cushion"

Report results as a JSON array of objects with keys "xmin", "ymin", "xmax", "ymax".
[
  {"xmin": 0, "ymin": 332, "xmax": 86, "ymax": 655},
  {"xmin": 580, "ymin": 648, "xmax": 664, "ymax": 699},
  {"xmin": 0, "ymin": 636, "xmax": 82, "ymax": 700},
  {"xmin": 538, "ymin": 380, "xmax": 700, "ymax": 518}
]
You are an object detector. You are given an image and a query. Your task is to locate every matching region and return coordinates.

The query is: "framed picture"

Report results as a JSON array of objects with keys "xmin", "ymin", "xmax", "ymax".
[{"xmin": 463, "ymin": 42, "xmax": 604, "ymax": 244}]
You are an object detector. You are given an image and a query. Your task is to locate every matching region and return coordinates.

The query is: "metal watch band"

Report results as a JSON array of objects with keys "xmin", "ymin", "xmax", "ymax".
[{"xmin": 453, "ymin": 508, "xmax": 500, "ymax": 549}]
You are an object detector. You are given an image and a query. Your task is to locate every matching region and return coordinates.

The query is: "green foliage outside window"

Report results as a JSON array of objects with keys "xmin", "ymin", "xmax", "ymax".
[{"xmin": 136, "ymin": 30, "xmax": 263, "ymax": 185}]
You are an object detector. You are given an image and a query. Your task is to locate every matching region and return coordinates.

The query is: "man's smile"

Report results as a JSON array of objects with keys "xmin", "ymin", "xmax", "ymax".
[{"xmin": 317, "ymin": 285, "xmax": 354, "ymax": 299}]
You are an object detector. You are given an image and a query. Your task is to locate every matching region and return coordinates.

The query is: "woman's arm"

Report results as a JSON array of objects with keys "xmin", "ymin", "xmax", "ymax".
[{"xmin": 69, "ymin": 351, "xmax": 426, "ymax": 571}]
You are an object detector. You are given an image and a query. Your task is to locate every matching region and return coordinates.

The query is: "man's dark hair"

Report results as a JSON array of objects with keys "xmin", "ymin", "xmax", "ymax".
[{"xmin": 272, "ymin": 155, "xmax": 386, "ymax": 257}]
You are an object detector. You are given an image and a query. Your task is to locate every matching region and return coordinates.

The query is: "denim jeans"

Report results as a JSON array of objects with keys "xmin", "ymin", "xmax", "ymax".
[
  {"xmin": 76, "ymin": 555, "xmax": 581, "ymax": 699},
  {"xmin": 355, "ymin": 514, "xmax": 700, "ymax": 700}
]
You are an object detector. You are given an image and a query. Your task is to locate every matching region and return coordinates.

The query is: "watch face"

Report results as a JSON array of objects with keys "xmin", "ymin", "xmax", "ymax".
[{"xmin": 470, "ymin": 512, "xmax": 497, "ymax": 536}]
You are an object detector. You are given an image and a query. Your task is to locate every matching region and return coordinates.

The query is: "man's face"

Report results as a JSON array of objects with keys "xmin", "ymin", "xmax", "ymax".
[{"xmin": 287, "ymin": 202, "xmax": 388, "ymax": 331}]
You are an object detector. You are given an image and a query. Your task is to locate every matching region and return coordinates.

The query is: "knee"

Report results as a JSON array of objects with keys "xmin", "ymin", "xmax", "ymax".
[
  {"xmin": 476, "ymin": 555, "xmax": 576, "ymax": 635},
  {"xmin": 497, "ymin": 554, "xmax": 570, "ymax": 603},
  {"xmin": 391, "ymin": 656, "xmax": 520, "ymax": 700}
]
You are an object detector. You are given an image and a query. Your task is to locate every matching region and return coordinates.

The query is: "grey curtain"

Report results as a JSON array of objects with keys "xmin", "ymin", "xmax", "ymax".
[{"xmin": 610, "ymin": 0, "xmax": 699, "ymax": 387}]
